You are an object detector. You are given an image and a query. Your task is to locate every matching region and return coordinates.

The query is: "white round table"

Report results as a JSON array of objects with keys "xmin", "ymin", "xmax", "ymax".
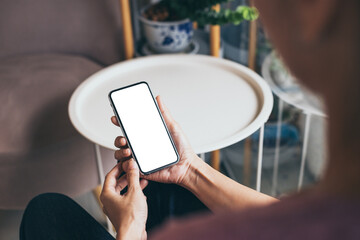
[
  {"xmin": 262, "ymin": 52, "xmax": 326, "ymax": 194},
  {"xmin": 69, "ymin": 54, "xmax": 273, "ymax": 192}
]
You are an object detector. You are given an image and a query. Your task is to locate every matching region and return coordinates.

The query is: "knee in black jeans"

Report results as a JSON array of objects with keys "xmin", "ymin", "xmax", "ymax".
[
  {"xmin": 20, "ymin": 183, "xmax": 208, "ymax": 239},
  {"xmin": 20, "ymin": 193, "xmax": 114, "ymax": 240}
]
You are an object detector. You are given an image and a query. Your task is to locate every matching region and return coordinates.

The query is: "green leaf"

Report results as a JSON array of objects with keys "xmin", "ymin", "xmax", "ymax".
[{"xmin": 159, "ymin": 0, "xmax": 258, "ymax": 26}]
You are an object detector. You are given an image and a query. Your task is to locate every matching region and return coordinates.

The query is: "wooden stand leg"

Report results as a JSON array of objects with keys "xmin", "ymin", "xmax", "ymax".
[
  {"xmin": 243, "ymin": 138, "xmax": 252, "ymax": 186},
  {"xmin": 211, "ymin": 150, "xmax": 221, "ymax": 171},
  {"xmin": 119, "ymin": 0, "xmax": 134, "ymax": 60},
  {"xmin": 248, "ymin": 1, "xmax": 257, "ymax": 70},
  {"xmin": 210, "ymin": 4, "xmax": 221, "ymax": 57},
  {"xmin": 208, "ymin": 3, "xmax": 222, "ymax": 171},
  {"xmin": 209, "ymin": 4, "xmax": 221, "ymax": 172},
  {"xmin": 243, "ymin": 0, "xmax": 258, "ymax": 186}
]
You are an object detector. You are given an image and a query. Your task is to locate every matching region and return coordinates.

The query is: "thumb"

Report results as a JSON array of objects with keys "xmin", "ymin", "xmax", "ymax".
[
  {"xmin": 125, "ymin": 159, "xmax": 141, "ymax": 191},
  {"xmin": 156, "ymin": 95, "xmax": 178, "ymax": 131}
]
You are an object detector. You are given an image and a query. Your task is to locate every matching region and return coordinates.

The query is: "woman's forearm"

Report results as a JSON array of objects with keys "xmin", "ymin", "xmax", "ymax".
[{"xmin": 181, "ymin": 157, "xmax": 277, "ymax": 213}]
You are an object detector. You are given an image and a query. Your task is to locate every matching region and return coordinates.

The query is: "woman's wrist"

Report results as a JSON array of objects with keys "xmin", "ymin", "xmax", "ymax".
[
  {"xmin": 179, "ymin": 155, "xmax": 207, "ymax": 191},
  {"xmin": 116, "ymin": 222, "xmax": 143, "ymax": 240}
]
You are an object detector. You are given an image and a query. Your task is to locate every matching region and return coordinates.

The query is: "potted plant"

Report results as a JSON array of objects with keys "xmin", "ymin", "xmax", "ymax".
[{"xmin": 139, "ymin": 0, "xmax": 258, "ymax": 53}]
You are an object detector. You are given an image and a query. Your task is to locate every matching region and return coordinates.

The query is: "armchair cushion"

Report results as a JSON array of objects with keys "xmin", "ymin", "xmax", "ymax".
[
  {"xmin": 0, "ymin": 54, "xmax": 101, "ymax": 153},
  {"xmin": 0, "ymin": 54, "xmax": 115, "ymax": 208}
]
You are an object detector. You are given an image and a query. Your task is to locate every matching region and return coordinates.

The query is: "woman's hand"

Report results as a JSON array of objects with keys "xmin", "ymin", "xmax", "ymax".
[
  {"xmin": 111, "ymin": 95, "xmax": 201, "ymax": 187},
  {"xmin": 100, "ymin": 159, "xmax": 148, "ymax": 240}
]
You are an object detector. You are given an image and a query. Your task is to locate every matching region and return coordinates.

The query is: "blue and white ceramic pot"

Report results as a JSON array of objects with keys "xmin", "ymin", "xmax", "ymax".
[{"xmin": 139, "ymin": 13, "xmax": 193, "ymax": 53}]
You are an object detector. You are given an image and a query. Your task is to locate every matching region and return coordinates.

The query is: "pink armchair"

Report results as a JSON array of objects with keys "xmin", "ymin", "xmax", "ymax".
[{"xmin": 0, "ymin": 0, "xmax": 124, "ymax": 208}]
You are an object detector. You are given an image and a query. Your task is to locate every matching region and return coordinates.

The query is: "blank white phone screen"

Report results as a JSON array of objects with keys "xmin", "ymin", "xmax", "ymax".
[{"xmin": 110, "ymin": 83, "xmax": 178, "ymax": 173}]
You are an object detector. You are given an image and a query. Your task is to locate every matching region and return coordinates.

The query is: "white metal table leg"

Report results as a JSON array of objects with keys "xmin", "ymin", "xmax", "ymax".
[
  {"xmin": 271, "ymin": 99, "xmax": 284, "ymax": 196},
  {"xmin": 298, "ymin": 113, "xmax": 311, "ymax": 190},
  {"xmin": 256, "ymin": 124, "xmax": 265, "ymax": 192},
  {"xmin": 94, "ymin": 144, "xmax": 115, "ymax": 235}
]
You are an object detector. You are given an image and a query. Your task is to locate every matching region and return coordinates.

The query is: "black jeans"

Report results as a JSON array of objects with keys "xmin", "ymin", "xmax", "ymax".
[{"xmin": 20, "ymin": 182, "xmax": 207, "ymax": 240}]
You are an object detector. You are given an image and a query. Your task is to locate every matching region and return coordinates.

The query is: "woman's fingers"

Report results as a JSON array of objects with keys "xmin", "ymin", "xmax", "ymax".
[
  {"xmin": 115, "ymin": 176, "xmax": 148, "ymax": 193},
  {"xmin": 114, "ymin": 148, "xmax": 132, "ymax": 160},
  {"xmin": 114, "ymin": 176, "xmax": 147, "ymax": 194},
  {"xmin": 114, "ymin": 136, "xmax": 128, "ymax": 149},
  {"xmin": 115, "ymin": 174, "xmax": 128, "ymax": 193},
  {"xmin": 114, "ymin": 176, "xmax": 148, "ymax": 194},
  {"xmin": 111, "ymin": 116, "xmax": 120, "ymax": 126},
  {"xmin": 124, "ymin": 159, "xmax": 141, "ymax": 192},
  {"xmin": 140, "ymin": 179, "xmax": 149, "ymax": 190},
  {"xmin": 156, "ymin": 96, "xmax": 178, "ymax": 132},
  {"xmin": 103, "ymin": 163, "xmax": 121, "ymax": 192},
  {"xmin": 114, "ymin": 136, "xmax": 132, "ymax": 162}
]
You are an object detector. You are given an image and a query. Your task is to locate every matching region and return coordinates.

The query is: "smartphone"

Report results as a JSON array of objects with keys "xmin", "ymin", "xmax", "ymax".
[{"xmin": 108, "ymin": 82, "xmax": 179, "ymax": 174}]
